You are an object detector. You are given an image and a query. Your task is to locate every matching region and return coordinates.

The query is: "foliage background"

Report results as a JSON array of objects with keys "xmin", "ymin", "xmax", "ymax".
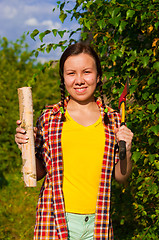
[
  {"xmin": 0, "ymin": 0, "xmax": 159, "ymax": 239},
  {"xmin": 0, "ymin": 36, "xmax": 60, "ymax": 239}
]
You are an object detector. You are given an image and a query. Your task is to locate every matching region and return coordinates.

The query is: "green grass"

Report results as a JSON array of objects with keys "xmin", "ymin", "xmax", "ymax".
[{"xmin": 0, "ymin": 170, "xmax": 43, "ymax": 240}]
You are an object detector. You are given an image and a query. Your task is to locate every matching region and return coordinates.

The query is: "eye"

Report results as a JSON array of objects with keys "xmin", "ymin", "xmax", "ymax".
[
  {"xmin": 68, "ymin": 72, "xmax": 75, "ymax": 75},
  {"xmin": 84, "ymin": 70, "xmax": 91, "ymax": 74}
]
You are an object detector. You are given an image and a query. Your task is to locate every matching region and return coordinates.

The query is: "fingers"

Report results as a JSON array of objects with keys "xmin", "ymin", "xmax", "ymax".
[
  {"xmin": 15, "ymin": 120, "xmax": 29, "ymax": 148},
  {"xmin": 15, "ymin": 132, "xmax": 29, "ymax": 144},
  {"xmin": 115, "ymin": 126, "xmax": 133, "ymax": 151},
  {"xmin": 116, "ymin": 125, "xmax": 133, "ymax": 140},
  {"xmin": 16, "ymin": 120, "xmax": 26, "ymax": 135},
  {"xmin": 15, "ymin": 120, "xmax": 37, "ymax": 150},
  {"xmin": 16, "ymin": 120, "xmax": 22, "ymax": 126}
]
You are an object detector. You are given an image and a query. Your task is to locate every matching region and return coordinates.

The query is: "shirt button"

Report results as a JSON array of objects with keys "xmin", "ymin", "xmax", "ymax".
[{"xmin": 85, "ymin": 216, "xmax": 89, "ymax": 222}]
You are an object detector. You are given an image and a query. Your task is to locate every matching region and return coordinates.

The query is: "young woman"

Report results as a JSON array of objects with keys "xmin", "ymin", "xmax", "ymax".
[{"xmin": 15, "ymin": 42, "xmax": 133, "ymax": 240}]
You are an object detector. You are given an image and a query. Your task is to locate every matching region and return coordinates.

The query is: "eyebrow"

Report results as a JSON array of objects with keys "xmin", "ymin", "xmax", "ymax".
[{"xmin": 65, "ymin": 67, "xmax": 93, "ymax": 71}]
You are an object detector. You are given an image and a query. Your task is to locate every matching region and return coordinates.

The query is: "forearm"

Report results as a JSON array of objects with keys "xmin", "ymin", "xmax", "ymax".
[{"xmin": 114, "ymin": 150, "xmax": 132, "ymax": 183}]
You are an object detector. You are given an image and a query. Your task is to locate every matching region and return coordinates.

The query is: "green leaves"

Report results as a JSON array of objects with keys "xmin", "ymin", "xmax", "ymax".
[
  {"xmin": 153, "ymin": 62, "xmax": 159, "ymax": 72},
  {"xmin": 126, "ymin": 9, "xmax": 135, "ymax": 19},
  {"xmin": 52, "ymin": 29, "xmax": 66, "ymax": 38},
  {"xmin": 110, "ymin": 7, "xmax": 121, "ymax": 18},
  {"xmin": 58, "ymin": 30, "xmax": 66, "ymax": 38},
  {"xmin": 59, "ymin": 10, "xmax": 67, "ymax": 23},
  {"xmin": 39, "ymin": 30, "xmax": 51, "ymax": 42},
  {"xmin": 46, "ymin": 44, "xmax": 55, "ymax": 53},
  {"xmin": 132, "ymin": 151, "xmax": 141, "ymax": 163},
  {"xmin": 148, "ymin": 125, "xmax": 159, "ymax": 136},
  {"xmin": 30, "ymin": 29, "xmax": 39, "ymax": 41},
  {"xmin": 30, "ymin": 28, "xmax": 67, "ymax": 43},
  {"xmin": 108, "ymin": 14, "xmax": 121, "ymax": 27},
  {"xmin": 155, "ymin": 21, "xmax": 159, "ymax": 30},
  {"xmin": 97, "ymin": 19, "xmax": 105, "ymax": 30},
  {"xmin": 140, "ymin": 56, "xmax": 150, "ymax": 68},
  {"xmin": 155, "ymin": 94, "xmax": 159, "ymax": 102},
  {"xmin": 119, "ymin": 21, "xmax": 128, "ymax": 33},
  {"xmin": 52, "ymin": 29, "xmax": 58, "ymax": 37},
  {"xmin": 147, "ymin": 104, "xmax": 157, "ymax": 113},
  {"xmin": 148, "ymin": 77, "xmax": 155, "ymax": 86},
  {"xmin": 38, "ymin": 29, "xmax": 66, "ymax": 43}
]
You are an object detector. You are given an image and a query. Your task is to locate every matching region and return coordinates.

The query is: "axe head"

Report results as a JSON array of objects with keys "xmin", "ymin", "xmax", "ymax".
[{"xmin": 118, "ymin": 78, "xmax": 129, "ymax": 109}]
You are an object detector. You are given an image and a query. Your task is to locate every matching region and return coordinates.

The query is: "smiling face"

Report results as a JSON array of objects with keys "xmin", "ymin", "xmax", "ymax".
[{"xmin": 63, "ymin": 53, "xmax": 99, "ymax": 104}]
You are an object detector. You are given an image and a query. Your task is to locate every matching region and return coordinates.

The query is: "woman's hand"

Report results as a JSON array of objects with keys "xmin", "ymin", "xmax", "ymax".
[
  {"xmin": 115, "ymin": 125, "xmax": 133, "ymax": 152},
  {"xmin": 15, "ymin": 120, "xmax": 37, "ymax": 150},
  {"xmin": 15, "ymin": 120, "xmax": 46, "ymax": 180},
  {"xmin": 114, "ymin": 125, "xmax": 133, "ymax": 183}
]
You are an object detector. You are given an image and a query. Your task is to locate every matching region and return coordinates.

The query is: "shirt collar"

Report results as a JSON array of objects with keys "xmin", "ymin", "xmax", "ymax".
[{"xmin": 46, "ymin": 96, "xmax": 116, "ymax": 116}]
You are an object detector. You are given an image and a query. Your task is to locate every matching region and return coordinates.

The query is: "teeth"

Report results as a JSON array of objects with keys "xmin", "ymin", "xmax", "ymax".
[
  {"xmin": 75, "ymin": 88, "xmax": 86, "ymax": 92},
  {"xmin": 76, "ymin": 88, "xmax": 85, "ymax": 90}
]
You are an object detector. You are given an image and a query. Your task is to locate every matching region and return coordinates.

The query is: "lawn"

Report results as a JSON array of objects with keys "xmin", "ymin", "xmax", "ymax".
[{"xmin": 0, "ymin": 170, "xmax": 43, "ymax": 239}]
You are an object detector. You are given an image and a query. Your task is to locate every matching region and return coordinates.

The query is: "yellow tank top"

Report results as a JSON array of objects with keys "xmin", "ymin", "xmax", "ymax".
[{"xmin": 61, "ymin": 110, "xmax": 105, "ymax": 214}]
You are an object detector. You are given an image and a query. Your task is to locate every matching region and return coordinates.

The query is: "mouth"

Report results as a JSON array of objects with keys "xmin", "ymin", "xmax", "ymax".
[{"xmin": 74, "ymin": 87, "xmax": 87, "ymax": 93}]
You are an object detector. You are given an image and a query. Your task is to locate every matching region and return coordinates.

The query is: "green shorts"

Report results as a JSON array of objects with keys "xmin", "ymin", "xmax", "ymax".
[{"xmin": 66, "ymin": 212, "xmax": 95, "ymax": 240}]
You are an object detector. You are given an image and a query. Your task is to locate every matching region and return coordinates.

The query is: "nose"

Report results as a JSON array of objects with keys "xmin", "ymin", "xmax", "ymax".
[{"xmin": 75, "ymin": 73, "xmax": 85, "ymax": 85}]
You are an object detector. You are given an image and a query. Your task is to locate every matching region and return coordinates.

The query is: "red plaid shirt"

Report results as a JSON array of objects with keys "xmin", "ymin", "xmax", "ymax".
[{"xmin": 34, "ymin": 97, "xmax": 121, "ymax": 240}]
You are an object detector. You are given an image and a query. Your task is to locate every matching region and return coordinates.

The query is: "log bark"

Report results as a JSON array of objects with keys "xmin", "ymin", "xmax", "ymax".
[{"xmin": 18, "ymin": 87, "xmax": 37, "ymax": 187}]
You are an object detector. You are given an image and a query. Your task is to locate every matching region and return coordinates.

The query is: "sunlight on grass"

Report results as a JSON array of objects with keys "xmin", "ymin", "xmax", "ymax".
[{"xmin": 0, "ymin": 171, "xmax": 44, "ymax": 239}]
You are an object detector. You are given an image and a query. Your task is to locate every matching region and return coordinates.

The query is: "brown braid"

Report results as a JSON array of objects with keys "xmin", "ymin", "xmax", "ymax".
[
  {"xmin": 60, "ymin": 78, "xmax": 66, "ymax": 122},
  {"xmin": 98, "ymin": 81, "xmax": 110, "ymax": 125}
]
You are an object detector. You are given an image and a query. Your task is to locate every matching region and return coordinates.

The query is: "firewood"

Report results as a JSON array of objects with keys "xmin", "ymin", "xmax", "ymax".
[{"xmin": 18, "ymin": 87, "xmax": 36, "ymax": 187}]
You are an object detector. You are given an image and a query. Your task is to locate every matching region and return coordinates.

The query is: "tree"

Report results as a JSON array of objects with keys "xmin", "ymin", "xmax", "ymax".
[
  {"xmin": 0, "ymin": 35, "xmax": 60, "ymax": 174},
  {"xmin": 30, "ymin": 0, "xmax": 159, "ymax": 239},
  {"xmin": 0, "ymin": 36, "xmax": 61, "ymax": 238}
]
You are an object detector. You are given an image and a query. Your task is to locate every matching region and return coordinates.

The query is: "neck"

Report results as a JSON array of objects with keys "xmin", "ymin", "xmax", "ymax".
[{"xmin": 67, "ymin": 96, "xmax": 97, "ymax": 111}]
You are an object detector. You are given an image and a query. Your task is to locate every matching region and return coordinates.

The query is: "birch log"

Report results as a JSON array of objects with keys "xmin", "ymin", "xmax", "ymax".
[{"xmin": 18, "ymin": 87, "xmax": 37, "ymax": 187}]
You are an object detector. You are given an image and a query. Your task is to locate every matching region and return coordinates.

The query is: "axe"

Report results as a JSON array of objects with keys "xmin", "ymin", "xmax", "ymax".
[{"xmin": 118, "ymin": 78, "xmax": 129, "ymax": 160}]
